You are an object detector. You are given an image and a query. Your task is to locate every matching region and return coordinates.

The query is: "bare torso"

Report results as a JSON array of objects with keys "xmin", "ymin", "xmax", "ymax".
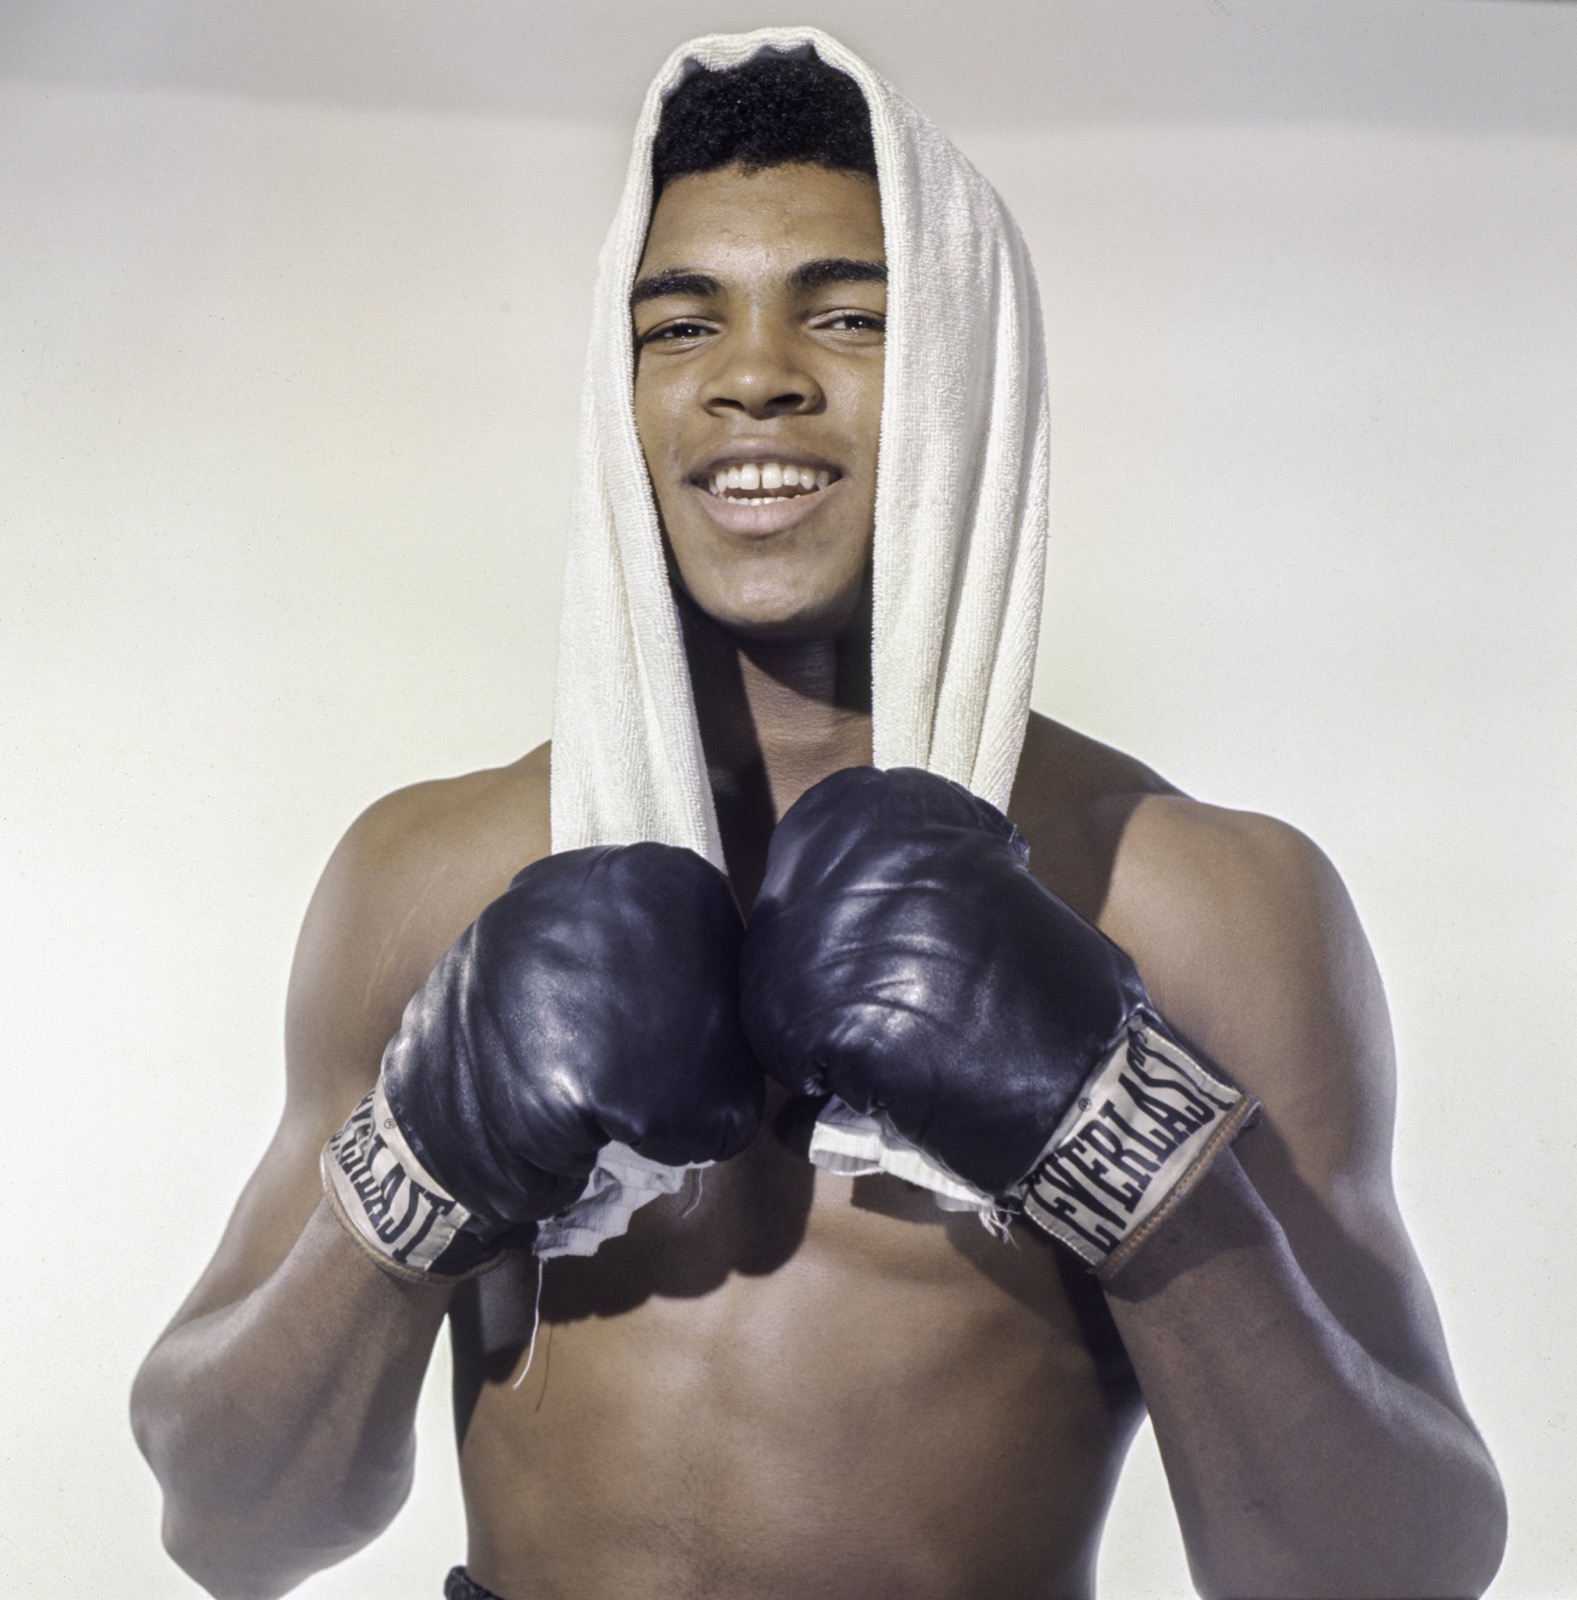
[
  {"xmin": 454, "ymin": 1104, "xmax": 1139, "ymax": 1599},
  {"xmin": 132, "ymin": 702, "xmax": 1504, "ymax": 1599},
  {"xmin": 371, "ymin": 716, "xmax": 1179, "ymax": 1600}
]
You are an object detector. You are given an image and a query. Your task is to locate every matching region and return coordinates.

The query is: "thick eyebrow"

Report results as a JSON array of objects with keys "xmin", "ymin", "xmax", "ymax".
[
  {"xmin": 787, "ymin": 257, "xmax": 888, "ymax": 293},
  {"xmin": 629, "ymin": 257, "xmax": 888, "ymax": 309},
  {"xmin": 629, "ymin": 269, "xmax": 721, "ymax": 308}
]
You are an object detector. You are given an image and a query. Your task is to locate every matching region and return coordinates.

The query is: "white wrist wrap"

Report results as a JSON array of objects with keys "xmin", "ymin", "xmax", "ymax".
[
  {"xmin": 322, "ymin": 1079, "xmax": 482, "ymax": 1280},
  {"xmin": 1016, "ymin": 1019, "xmax": 1257, "ymax": 1278}
]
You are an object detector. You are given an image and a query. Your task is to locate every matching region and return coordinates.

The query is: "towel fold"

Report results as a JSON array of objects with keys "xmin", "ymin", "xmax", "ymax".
[{"xmin": 548, "ymin": 29, "xmax": 1050, "ymax": 1252}]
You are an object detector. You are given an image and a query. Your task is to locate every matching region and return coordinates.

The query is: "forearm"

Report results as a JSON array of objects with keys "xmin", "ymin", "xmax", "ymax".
[
  {"xmin": 1103, "ymin": 1153, "xmax": 1506, "ymax": 1599},
  {"xmin": 131, "ymin": 1198, "xmax": 454, "ymax": 1599}
]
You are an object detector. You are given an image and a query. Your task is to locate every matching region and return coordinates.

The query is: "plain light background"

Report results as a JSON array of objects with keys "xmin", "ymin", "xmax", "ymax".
[{"xmin": 2, "ymin": 1, "xmax": 1573, "ymax": 1594}]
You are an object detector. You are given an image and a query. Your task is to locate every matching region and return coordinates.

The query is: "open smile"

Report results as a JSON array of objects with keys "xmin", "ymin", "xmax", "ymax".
[
  {"xmin": 687, "ymin": 454, "xmax": 844, "ymax": 536},
  {"xmin": 701, "ymin": 460, "xmax": 835, "ymax": 501}
]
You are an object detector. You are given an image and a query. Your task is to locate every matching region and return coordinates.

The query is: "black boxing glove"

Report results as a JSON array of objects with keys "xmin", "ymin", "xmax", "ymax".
[
  {"xmin": 740, "ymin": 767, "xmax": 1257, "ymax": 1278},
  {"xmin": 324, "ymin": 843, "xmax": 763, "ymax": 1281}
]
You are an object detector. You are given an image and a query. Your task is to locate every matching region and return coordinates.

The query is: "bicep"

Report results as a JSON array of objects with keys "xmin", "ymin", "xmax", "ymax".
[
  {"xmin": 167, "ymin": 1110, "xmax": 345, "ymax": 1329},
  {"xmin": 1113, "ymin": 804, "xmax": 1470, "ymax": 1415},
  {"xmin": 163, "ymin": 816, "xmax": 431, "ymax": 1327},
  {"xmin": 155, "ymin": 758, "xmax": 552, "ymax": 1334}
]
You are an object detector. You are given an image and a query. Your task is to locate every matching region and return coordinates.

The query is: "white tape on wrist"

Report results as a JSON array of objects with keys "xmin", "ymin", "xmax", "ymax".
[
  {"xmin": 1016, "ymin": 1019, "xmax": 1256, "ymax": 1277},
  {"xmin": 323, "ymin": 1079, "xmax": 481, "ymax": 1279}
]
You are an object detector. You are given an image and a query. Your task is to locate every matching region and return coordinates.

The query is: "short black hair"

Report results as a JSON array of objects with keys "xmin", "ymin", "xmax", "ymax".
[{"xmin": 651, "ymin": 50, "xmax": 877, "ymax": 197}]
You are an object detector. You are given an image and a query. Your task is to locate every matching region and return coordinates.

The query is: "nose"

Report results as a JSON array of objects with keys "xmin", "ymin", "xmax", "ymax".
[{"xmin": 701, "ymin": 320, "xmax": 824, "ymax": 420}]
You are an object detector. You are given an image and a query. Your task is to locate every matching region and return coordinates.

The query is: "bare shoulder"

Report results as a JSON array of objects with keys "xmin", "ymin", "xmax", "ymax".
[
  {"xmin": 1100, "ymin": 786, "xmax": 1453, "ymax": 1400},
  {"xmin": 1011, "ymin": 712, "xmax": 1393, "ymax": 1178},
  {"xmin": 1013, "ymin": 718, "xmax": 1470, "ymax": 1393},
  {"xmin": 165, "ymin": 748, "xmax": 552, "ymax": 1322},
  {"xmin": 285, "ymin": 743, "xmax": 554, "ymax": 1121},
  {"xmin": 1103, "ymin": 787, "xmax": 1394, "ymax": 1176},
  {"xmin": 1005, "ymin": 712, "xmax": 1177, "ymax": 922}
]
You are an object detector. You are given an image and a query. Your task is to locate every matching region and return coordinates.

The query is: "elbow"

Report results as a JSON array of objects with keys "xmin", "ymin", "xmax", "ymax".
[
  {"xmin": 1189, "ymin": 1446, "xmax": 1508, "ymax": 1600},
  {"xmin": 129, "ymin": 1373, "xmax": 272, "ymax": 1597},
  {"xmin": 1434, "ymin": 1454, "xmax": 1509, "ymax": 1599},
  {"xmin": 154, "ymin": 1476, "xmax": 409, "ymax": 1600},
  {"xmin": 136, "ymin": 1439, "xmax": 309, "ymax": 1600},
  {"xmin": 160, "ymin": 1513, "xmax": 297, "ymax": 1600},
  {"xmin": 130, "ymin": 1368, "xmax": 414, "ymax": 1598},
  {"xmin": 1374, "ymin": 1431, "xmax": 1509, "ymax": 1599}
]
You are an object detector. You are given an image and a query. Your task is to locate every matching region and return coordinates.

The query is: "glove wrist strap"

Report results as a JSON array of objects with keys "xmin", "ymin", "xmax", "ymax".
[
  {"xmin": 322, "ymin": 1080, "xmax": 502, "ymax": 1283},
  {"xmin": 1015, "ymin": 1019, "xmax": 1258, "ymax": 1279}
]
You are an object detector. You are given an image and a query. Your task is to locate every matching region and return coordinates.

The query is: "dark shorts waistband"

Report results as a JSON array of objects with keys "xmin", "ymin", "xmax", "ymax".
[{"xmin": 445, "ymin": 1568, "xmax": 504, "ymax": 1600}]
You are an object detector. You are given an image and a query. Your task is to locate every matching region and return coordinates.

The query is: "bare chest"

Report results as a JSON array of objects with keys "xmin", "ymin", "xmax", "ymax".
[{"xmin": 449, "ymin": 1100, "xmax": 1143, "ymax": 1599}]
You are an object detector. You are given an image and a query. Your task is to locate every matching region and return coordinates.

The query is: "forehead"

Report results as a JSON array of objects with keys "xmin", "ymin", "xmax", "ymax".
[{"xmin": 638, "ymin": 163, "xmax": 884, "ymax": 278}]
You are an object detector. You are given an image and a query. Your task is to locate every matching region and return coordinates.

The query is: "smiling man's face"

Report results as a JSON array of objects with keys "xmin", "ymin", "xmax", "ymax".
[{"xmin": 631, "ymin": 162, "xmax": 886, "ymax": 642}]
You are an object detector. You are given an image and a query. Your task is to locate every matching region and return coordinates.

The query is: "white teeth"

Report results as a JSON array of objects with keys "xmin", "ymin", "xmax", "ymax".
[{"xmin": 706, "ymin": 462, "xmax": 836, "ymax": 498}]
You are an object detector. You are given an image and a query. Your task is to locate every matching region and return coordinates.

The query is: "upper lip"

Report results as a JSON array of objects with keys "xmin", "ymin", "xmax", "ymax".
[{"xmin": 687, "ymin": 444, "xmax": 843, "ymax": 486}]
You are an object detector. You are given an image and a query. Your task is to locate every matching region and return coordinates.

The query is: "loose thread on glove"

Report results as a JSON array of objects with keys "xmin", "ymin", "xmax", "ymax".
[
  {"xmin": 511, "ymin": 1262, "xmax": 546, "ymax": 1392},
  {"xmin": 981, "ymin": 1205, "xmax": 1017, "ymax": 1244},
  {"xmin": 679, "ymin": 1166, "xmax": 706, "ymax": 1219}
]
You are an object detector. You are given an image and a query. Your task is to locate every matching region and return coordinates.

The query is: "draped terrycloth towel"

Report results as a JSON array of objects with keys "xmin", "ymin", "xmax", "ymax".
[{"xmin": 538, "ymin": 27, "xmax": 1050, "ymax": 1256}]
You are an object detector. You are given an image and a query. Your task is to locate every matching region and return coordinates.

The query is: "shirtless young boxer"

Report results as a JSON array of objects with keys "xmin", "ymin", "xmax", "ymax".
[{"xmin": 131, "ymin": 38, "xmax": 1507, "ymax": 1600}]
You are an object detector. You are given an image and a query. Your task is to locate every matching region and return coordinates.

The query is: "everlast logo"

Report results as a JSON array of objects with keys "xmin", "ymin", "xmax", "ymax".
[
  {"xmin": 329, "ymin": 1090, "xmax": 463, "ymax": 1268},
  {"xmin": 1021, "ymin": 1025, "xmax": 1242, "ymax": 1264}
]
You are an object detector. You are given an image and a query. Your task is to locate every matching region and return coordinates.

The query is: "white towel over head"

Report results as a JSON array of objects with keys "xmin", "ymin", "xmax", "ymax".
[{"xmin": 540, "ymin": 28, "xmax": 1050, "ymax": 1256}]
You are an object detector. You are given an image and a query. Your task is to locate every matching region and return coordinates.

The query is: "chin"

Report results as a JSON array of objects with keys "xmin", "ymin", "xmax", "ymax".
[
  {"xmin": 688, "ymin": 570, "xmax": 866, "ymax": 639},
  {"xmin": 703, "ymin": 602, "xmax": 852, "ymax": 644}
]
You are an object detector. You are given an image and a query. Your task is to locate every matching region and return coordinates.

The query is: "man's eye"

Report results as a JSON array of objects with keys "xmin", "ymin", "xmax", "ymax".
[
  {"xmin": 820, "ymin": 312, "xmax": 886, "ymax": 333},
  {"xmin": 638, "ymin": 320, "xmax": 712, "ymax": 346}
]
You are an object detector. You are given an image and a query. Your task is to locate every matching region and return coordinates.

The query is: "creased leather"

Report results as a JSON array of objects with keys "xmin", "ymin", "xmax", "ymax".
[
  {"xmin": 382, "ymin": 843, "xmax": 764, "ymax": 1234},
  {"xmin": 742, "ymin": 766, "xmax": 1161, "ymax": 1198}
]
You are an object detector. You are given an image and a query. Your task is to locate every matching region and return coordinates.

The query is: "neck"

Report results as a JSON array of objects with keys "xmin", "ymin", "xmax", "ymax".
[{"xmin": 680, "ymin": 589, "xmax": 873, "ymax": 907}]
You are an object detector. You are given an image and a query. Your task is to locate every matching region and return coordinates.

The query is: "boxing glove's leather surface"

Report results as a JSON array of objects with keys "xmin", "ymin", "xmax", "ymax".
[
  {"xmin": 391, "ymin": 843, "xmax": 761, "ymax": 1220},
  {"xmin": 329, "ymin": 843, "xmax": 763, "ymax": 1277},
  {"xmin": 742, "ymin": 767, "xmax": 1251, "ymax": 1271},
  {"xmin": 743, "ymin": 766, "xmax": 1142, "ymax": 1194}
]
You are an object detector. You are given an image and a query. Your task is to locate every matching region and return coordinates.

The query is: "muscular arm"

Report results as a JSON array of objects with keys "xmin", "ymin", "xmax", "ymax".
[
  {"xmin": 132, "ymin": 1197, "xmax": 452, "ymax": 1597},
  {"xmin": 130, "ymin": 754, "xmax": 549, "ymax": 1598},
  {"xmin": 1096, "ymin": 800, "xmax": 1506, "ymax": 1598}
]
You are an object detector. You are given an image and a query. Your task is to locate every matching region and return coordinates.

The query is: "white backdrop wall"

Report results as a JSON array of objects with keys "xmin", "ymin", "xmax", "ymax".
[{"xmin": 2, "ymin": 3, "xmax": 1573, "ymax": 1595}]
